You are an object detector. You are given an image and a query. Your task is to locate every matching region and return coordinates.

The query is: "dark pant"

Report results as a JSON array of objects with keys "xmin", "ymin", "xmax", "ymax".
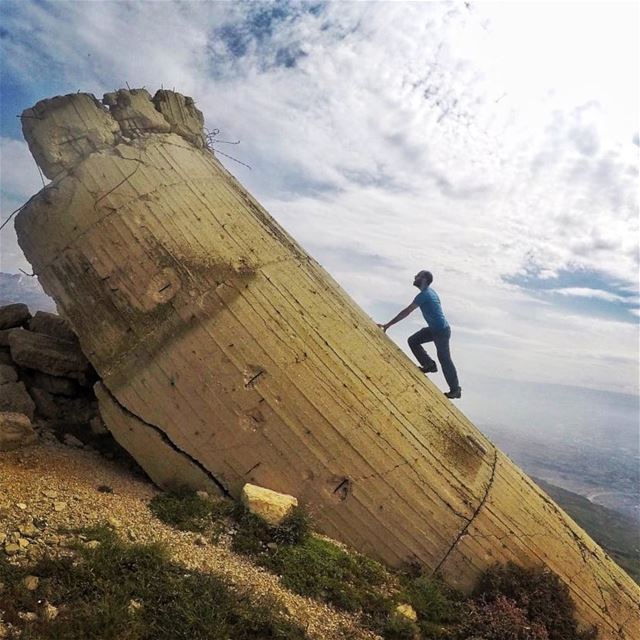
[{"xmin": 408, "ymin": 326, "xmax": 460, "ymax": 391}]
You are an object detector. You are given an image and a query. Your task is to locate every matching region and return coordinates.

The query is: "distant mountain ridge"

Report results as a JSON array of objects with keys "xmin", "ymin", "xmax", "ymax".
[
  {"xmin": 0, "ymin": 271, "xmax": 56, "ymax": 311},
  {"xmin": 534, "ymin": 477, "xmax": 639, "ymax": 583}
]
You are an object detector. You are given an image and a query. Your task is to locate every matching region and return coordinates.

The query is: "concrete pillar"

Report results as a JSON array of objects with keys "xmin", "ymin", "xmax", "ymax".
[{"xmin": 15, "ymin": 89, "xmax": 639, "ymax": 638}]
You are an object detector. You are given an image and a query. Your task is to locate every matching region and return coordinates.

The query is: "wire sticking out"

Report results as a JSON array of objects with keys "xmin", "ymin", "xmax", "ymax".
[{"xmin": 205, "ymin": 127, "xmax": 252, "ymax": 170}]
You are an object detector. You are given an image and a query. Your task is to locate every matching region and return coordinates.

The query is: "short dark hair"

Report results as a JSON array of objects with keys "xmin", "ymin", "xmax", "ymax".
[{"xmin": 420, "ymin": 270, "xmax": 433, "ymax": 286}]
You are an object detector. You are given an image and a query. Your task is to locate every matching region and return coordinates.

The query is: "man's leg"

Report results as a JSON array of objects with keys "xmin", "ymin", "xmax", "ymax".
[
  {"xmin": 407, "ymin": 328, "xmax": 436, "ymax": 370},
  {"xmin": 433, "ymin": 328, "xmax": 460, "ymax": 393}
]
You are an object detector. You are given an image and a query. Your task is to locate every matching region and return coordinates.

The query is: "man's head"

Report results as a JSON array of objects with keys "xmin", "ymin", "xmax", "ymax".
[{"xmin": 413, "ymin": 270, "xmax": 433, "ymax": 289}]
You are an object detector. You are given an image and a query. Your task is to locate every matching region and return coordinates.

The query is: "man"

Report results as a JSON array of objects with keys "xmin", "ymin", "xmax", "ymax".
[{"xmin": 377, "ymin": 270, "xmax": 462, "ymax": 399}]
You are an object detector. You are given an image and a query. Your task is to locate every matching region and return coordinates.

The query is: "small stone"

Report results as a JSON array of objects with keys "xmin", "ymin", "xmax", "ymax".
[
  {"xmin": 266, "ymin": 542, "xmax": 278, "ymax": 551},
  {"xmin": 53, "ymin": 501, "xmax": 67, "ymax": 512},
  {"xmin": 43, "ymin": 490, "xmax": 58, "ymax": 499},
  {"xmin": 26, "ymin": 546, "xmax": 42, "ymax": 560},
  {"xmin": 1, "ymin": 412, "xmax": 37, "ymax": 451},
  {"xmin": 18, "ymin": 611, "xmax": 37, "ymax": 622},
  {"xmin": 240, "ymin": 483, "xmax": 298, "ymax": 525},
  {"xmin": 18, "ymin": 538, "xmax": 29, "ymax": 548},
  {"xmin": 89, "ymin": 415, "xmax": 108, "ymax": 436},
  {"xmin": 395, "ymin": 603, "xmax": 418, "ymax": 622},
  {"xmin": 63, "ymin": 433, "xmax": 83, "ymax": 448},
  {"xmin": 18, "ymin": 522, "xmax": 38, "ymax": 537},
  {"xmin": 108, "ymin": 517, "xmax": 122, "ymax": 529},
  {"xmin": 127, "ymin": 598, "xmax": 142, "ymax": 614},
  {"xmin": 85, "ymin": 540, "xmax": 100, "ymax": 549},
  {"xmin": 194, "ymin": 535, "xmax": 207, "ymax": 546},
  {"xmin": 0, "ymin": 383, "xmax": 36, "ymax": 421},
  {"xmin": 16, "ymin": 502, "xmax": 27, "ymax": 510},
  {"xmin": 4, "ymin": 543, "xmax": 20, "ymax": 555},
  {"xmin": 22, "ymin": 575, "xmax": 39, "ymax": 591},
  {"xmin": 40, "ymin": 602, "xmax": 59, "ymax": 621},
  {"xmin": 196, "ymin": 490, "xmax": 209, "ymax": 501}
]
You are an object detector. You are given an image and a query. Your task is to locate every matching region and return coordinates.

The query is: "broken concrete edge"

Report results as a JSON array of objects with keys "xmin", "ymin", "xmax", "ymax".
[
  {"xmin": 21, "ymin": 88, "xmax": 207, "ymax": 180},
  {"xmin": 94, "ymin": 381, "xmax": 227, "ymax": 497}
]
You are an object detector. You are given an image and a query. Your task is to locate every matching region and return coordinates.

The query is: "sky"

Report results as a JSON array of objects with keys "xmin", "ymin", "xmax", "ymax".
[{"xmin": 1, "ymin": 0, "xmax": 638, "ymax": 415}]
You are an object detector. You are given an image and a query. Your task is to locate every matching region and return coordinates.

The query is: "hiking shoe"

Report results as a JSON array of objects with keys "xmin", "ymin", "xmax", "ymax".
[
  {"xmin": 444, "ymin": 387, "xmax": 462, "ymax": 399},
  {"xmin": 419, "ymin": 361, "xmax": 438, "ymax": 373}
]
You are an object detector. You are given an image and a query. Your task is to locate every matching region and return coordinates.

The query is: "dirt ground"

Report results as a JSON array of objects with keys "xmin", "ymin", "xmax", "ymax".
[{"xmin": 0, "ymin": 438, "xmax": 377, "ymax": 639}]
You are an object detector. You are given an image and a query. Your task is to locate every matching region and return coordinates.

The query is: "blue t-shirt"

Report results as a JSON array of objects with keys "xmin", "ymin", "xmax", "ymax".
[{"xmin": 413, "ymin": 287, "xmax": 449, "ymax": 331}]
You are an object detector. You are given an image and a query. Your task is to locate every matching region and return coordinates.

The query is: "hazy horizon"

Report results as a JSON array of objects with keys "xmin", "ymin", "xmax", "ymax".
[{"xmin": 1, "ymin": 2, "xmax": 638, "ymax": 430}]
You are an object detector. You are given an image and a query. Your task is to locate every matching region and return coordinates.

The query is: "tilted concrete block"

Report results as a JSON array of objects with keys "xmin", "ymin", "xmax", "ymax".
[
  {"xmin": 21, "ymin": 369, "xmax": 79, "ymax": 397},
  {"xmin": 7, "ymin": 329, "xmax": 89, "ymax": 380},
  {"xmin": 0, "ymin": 412, "xmax": 36, "ymax": 451},
  {"xmin": 0, "ymin": 303, "xmax": 31, "ymax": 330},
  {"xmin": 28, "ymin": 310, "xmax": 78, "ymax": 343},
  {"xmin": 13, "ymin": 88, "xmax": 640, "ymax": 638},
  {"xmin": 0, "ymin": 381, "xmax": 36, "ymax": 421},
  {"xmin": 0, "ymin": 364, "xmax": 18, "ymax": 385}
]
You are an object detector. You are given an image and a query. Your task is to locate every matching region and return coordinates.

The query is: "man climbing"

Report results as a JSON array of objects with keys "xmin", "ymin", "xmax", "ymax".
[{"xmin": 377, "ymin": 270, "xmax": 462, "ymax": 399}]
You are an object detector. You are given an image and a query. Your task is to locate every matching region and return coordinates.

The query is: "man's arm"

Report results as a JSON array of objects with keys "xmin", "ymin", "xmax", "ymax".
[{"xmin": 377, "ymin": 302, "xmax": 418, "ymax": 333}]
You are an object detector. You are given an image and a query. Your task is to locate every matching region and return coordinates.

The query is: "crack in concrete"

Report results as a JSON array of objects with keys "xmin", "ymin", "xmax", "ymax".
[
  {"xmin": 100, "ymin": 383, "xmax": 230, "ymax": 496},
  {"xmin": 431, "ymin": 446, "xmax": 498, "ymax": 576}
]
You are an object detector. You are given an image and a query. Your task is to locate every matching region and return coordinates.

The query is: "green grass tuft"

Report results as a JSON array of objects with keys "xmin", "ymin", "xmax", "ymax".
[
  {"xmin": 231, "ymin": 505, "xmax": 312, "ymax": 555},
  {"xmin": 382, "ymin": 614, "xmax": 420, "ymax": 639},
  {"xmin": 263, "ymin": 537, "xmax": 390, "ymax": 616},
  {"xmin": 0, "ymin": 524, "xmax": 306, "ymax": 640},
  {"xmin": 148, "ymin": 486, "xmax": 233, "ymax": 532},
  {"xmin": 145, "ymin": 490, "xmax": 596, "ymax": 640},
  {"xmin": 401, "ymin": 574, "xmax": 461, "ymax": 627}
]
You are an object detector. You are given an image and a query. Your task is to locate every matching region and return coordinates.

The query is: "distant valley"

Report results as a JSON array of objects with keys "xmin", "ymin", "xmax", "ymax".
[
  {"xmin": 0, "ymin": 272, "xmax": 55, "ymax": 311},
  {"xmin": 532, "ymin": 477, "xmax": 639, "ymax": 583}
]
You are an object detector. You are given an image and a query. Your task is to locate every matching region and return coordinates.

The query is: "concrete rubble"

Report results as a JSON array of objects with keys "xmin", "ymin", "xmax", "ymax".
[
  {"xmin": 0, "ymin": 303, "xmax": 99, "ymax": 451},
  {"xmin": 10, "ymin": 88, "xmax": 640, "ymax": 638}
]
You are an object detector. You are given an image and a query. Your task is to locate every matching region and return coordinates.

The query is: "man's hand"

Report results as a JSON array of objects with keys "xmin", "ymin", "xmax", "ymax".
[{"xmin": 377, "ymin": 303, "xmax": 416, "ymax": 334}]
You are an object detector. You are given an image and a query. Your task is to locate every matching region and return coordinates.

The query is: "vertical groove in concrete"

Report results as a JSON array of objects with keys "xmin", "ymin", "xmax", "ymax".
[{"xmin": 15, "ymin": 89, "xmax": 640, "ymax": 639}]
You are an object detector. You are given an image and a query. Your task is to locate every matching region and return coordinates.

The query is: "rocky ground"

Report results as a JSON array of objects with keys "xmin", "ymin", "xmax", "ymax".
[
  {"xmin": 0, "ymin": 302, "xmax": 378, "ymax": 638},
  {"xmin": 0, "ymin": 436, "xmax": 376, "ymax": 639}
]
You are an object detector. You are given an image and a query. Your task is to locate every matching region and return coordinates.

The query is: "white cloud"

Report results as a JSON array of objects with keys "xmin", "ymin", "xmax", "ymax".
[
  {"xmin": 0, "ymin": 138, "xmax": 45, "ymax": 200},
  {"xmin": 547, "ymin": 287, "xmax": 638, "ymax": 304},
  {"xmin": 0, "ymin": 0, "xmax": 637, "ymax": 395}
]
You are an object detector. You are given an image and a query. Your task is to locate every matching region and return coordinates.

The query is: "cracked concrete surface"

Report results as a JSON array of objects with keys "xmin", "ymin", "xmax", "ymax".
[{"xmin": 14, "ymin": 88, "xmax": 640, "ymax": 638}]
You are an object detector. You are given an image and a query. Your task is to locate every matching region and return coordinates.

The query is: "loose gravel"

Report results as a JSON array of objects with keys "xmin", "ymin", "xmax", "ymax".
[{"xmin": 0, "ymin": 439, "xmax": 378, "ymax": 639}]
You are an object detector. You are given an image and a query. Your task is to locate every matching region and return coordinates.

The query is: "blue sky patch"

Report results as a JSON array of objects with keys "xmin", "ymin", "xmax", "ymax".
[{"xmin": 505, "ymin": 267, "xmax": 639, "ymax": 323}]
